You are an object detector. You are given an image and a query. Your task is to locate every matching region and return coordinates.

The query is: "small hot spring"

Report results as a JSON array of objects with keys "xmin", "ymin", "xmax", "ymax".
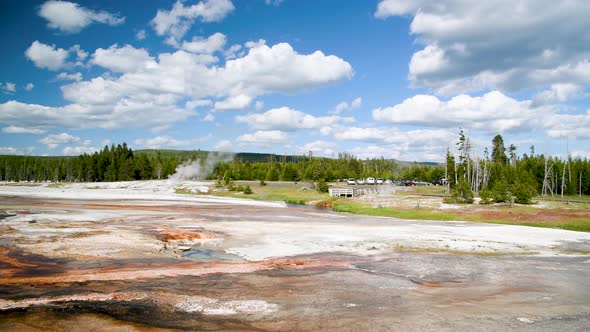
[{"xmin": 183, "ymin": 248, "xmax": 244, "ymax": 262}]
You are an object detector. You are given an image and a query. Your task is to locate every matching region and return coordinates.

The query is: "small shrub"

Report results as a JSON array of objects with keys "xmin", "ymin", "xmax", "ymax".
[
  {"xmin": 479, "ymin": 189, "xmax": 493, "ymax": 204},
  {"xmin": 315, "ymin": 178, "xmax": 329, "ymax": 193},
  {"xmin": 512, "ymin": 183, "xmax": 533, "ymax": 204},
  {"xmin": 243, "ymin": 185, "xmax": 253, "ymax": 194},
  {"xmin": 235, "ymin": 185, "xmax": 245, "ymax": 192},
  {"xmin": 491, "ymin": 183, "xmax": 510, "ymax": 203},
  {"xmin": 227, "ymin": 181, "xmax": 236, "ymax": 191},
  {"xmin": 447, "ymin": 178, "xmax": 473, "ymax": 204},
  {"xmin": 260, "ymin": 179, "xmax": 267, "ymax": 186},
  {"xmin": 443, "ymin": 196, "xmax": 456, "ymax": 204}
]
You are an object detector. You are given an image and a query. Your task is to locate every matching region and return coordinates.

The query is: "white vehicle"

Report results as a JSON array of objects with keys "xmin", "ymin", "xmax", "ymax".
[
  {"xmin": 366, "ymin": 177, "xmax": 376, "ymax": 185},
  {"xmin": 357, "ymin": 179, "xmax": 365, "ymax": 185},
  {"xmin": 346, "ymin": 178, "xmax": 356, "ymax": 185},
  {"xmin": 376, "ymin": 178, "xmax": 384, "ymax": 185}
]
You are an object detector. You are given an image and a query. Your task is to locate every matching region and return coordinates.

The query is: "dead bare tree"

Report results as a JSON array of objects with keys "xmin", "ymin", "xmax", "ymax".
[
  {"xmin": 542, "ymin": 157, "xmax": 554, "ymax": 197},
  {"xmin": 561, "ymin": 160, "xmax": 566, "ymax": 198}
]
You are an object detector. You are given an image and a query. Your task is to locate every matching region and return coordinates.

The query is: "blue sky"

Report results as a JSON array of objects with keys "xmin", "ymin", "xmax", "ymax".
[{"xmin": 1, "ymin": 0, "xmax": 589, "ymax": 161}]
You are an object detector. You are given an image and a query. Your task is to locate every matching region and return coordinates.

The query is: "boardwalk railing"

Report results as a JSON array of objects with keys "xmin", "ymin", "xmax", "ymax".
[
  {"xmin": 329, "ymin": 187, "xmax": 355, "ymax": 197},
  {"xmin": 329, "ymin": 187, "xmax": 379, "ymax": 197}
]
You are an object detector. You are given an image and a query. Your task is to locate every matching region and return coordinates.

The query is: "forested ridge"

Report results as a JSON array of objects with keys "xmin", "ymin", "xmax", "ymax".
[
  {"xmin": 0, "ymin": 143, "xmax": 434, "ymax": 183},
  {"xmin": 0, "ymin": 134, "xmax": 589, "ymax": 198},
  {"xmin": 0, "ymin": 143, "xmax": 432, "ymax": 182}
]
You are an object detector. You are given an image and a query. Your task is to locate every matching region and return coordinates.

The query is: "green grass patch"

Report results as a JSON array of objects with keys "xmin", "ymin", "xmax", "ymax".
[
  {"xmin": 411, "ymin": 185, "xmax": 448, "ymax": 195},
  {"xmin": 539, "ymin": 194, "xmax": 590, "ymax": 201},
  {"xmin": 175, "ymin": 187, "xmax": 195, "ymax": 195},
  {"xmin": 332, "ymin": 201, "xmax": 456, "ymax": 221},
  {"xmin": 392, "ymin": 186, "xmax": 449, "ymax": 198},
  {"xmin": 47, "ymin": 182, "xmax": 64, "ymax": 188},
  {"xmin": 211, "ymin": 182, "xmax": 332, "ymax": 205},
  {"xmin": 332, "ymin": 201, "xmax": 590, "ymax": 233}
]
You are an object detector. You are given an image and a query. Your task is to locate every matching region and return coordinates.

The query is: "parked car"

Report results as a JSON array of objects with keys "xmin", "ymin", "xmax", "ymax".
[
  {"xmin": 432, "ymin": 178, "xmax": 448, "ymax": 186},
  {"xmin": 404, "ymin": 179, "xmax": 414, "ymax": 186},
  {"xmin": 346, "ymin": 178, "xmax": 357, "ymax": 185},
  {"xmin": 412, "ymin": 178, "xmax": 431, "ymax": 186},
  {"xmin": 366, "ymin": 177, "xmax": 376, "ymax": 185},
  {"xmin": 376, "ymin": 178, "xmax": 384, "ymax": 185},
  {"xmin": 357, "ymin": 179, "xmax": 365, "ymax": 185}
]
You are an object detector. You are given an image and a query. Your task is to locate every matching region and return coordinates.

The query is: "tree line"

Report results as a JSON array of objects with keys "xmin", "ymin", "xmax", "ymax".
[
  {"xmin": 0, "ymin": 145, "xmax": 441, "ymax": 183},
  {"xmin": 1, "ymin": 137, "xmax": 588, "ymax": 202},
  {"xmin": 213, "ymin": 152, "xmax": 444, "ymax": 183},
  {"xmin": 446, "ymin": 130, "xmax": 590, "ymax": 203},
  {"xmin": 0, "ymin": 144, "xmax": 181, "ymax": 182}
]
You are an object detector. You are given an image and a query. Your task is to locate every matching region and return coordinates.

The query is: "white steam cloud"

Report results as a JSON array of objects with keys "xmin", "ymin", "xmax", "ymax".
[{"xmin": 168, "ymin": 152, "xmax": 234, "ymax": 181}]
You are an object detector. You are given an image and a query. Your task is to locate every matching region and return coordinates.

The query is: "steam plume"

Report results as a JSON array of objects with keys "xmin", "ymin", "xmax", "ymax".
[{"xmin": 168, "ymin": 152, "xmax": 234, "ymax": 181}]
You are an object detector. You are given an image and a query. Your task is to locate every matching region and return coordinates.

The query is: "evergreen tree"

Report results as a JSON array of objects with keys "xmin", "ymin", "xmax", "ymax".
[
  {"xmin": 445, "ymin": 148, "xmax": 456, "ymax": 187},
  {"xmin": 492, "ymin": 134, "xmax": 508, "ymax": 164}
]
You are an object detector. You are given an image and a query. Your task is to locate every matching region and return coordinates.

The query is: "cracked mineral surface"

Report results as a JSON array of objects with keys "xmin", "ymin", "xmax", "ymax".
[{"xmin": 1, "ymin": 181, "xmax": 589, "ymax": 331}]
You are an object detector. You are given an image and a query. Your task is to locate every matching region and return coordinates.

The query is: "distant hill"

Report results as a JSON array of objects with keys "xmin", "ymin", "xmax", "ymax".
[
  {"xmin": 134, "ymin": 149, "xmax": 308, "ymax": 163},
  {"xmin": 133, "ymin": 149, "xmax": 440, "ymax": 165},
  {"xmin": 0, "ymin": 148, "xmax": 440, "ymax": 166}
]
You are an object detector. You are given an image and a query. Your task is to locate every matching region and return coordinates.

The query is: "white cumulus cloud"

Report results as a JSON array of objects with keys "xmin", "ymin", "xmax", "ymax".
[
  {"xmin": 375, "ymin": 0, "xmax": 590, "ymax": 95},
  {"xmin": 0, "ymin": 146, "xmax": 36, "ymax": 155},
  {"xmin": 334, "ymin": 127, "xmax": 456, "ymax": 161},
  {"xmin": 1, "ymin": 82, "xmax": 16, "ymax": 94},
  {"xmin": 39, "ymin": 0, "xmax": 125, "ymax": 33},
  {"xmin": 91, "ymin": 44, "xmax": 156, "ymax": 73},
  {"xmin": 25, "ymin": 41, "xmax": 70, "ymax": 71},
  {"xmin": 133, "ymin": 135, "xmax": 212, "ymax": 149},
  {"xmin": 296, "ymin": 140, "xmax": 336, "ymax": 156},
  {"xmin": 544, "ymin": 109, "xmax": 590, "ymax": 139},
  {"xmin": 237, "ymin": 130, "xmax": 288, "ymax": 145},
  {"xmin": 331, "ymin": 97, "xmax": 362, "ymax": 114},
  {"xmin": 5, "ymin": 41, "xmax": 351, "ymax": 132},
  {"xmin": 135, "ymin": 29, "xmax": 146, "ymax": 41},
  {"xmin": 181, "ymin": 32, "xmax": 226, "ymax": 54},
  {"xmin": 62, "ymin": 145, "xmax": 99, "ymax": 156},
  {"xmin": 2, "ymin": 126, "xmax": 46, "ymax": 134},
  {"xmin": 236, "ymin": 106, "xmax": 353, "ymax": 131},
  {"xmin": 214, "ymin": 94, "xmax": 252, "ymax": 111},
  {"xmin": 203, "ymin": 113, "xmax": 215, "ymax": 122},
  {"xmin": 39, "ymin": 132, "xmax": 81, "ymax": 149},
  {"xmin": 372, "ymin": 91, "xmax": 548, "ymax": 134},
  {"xmin": 151, "ymin": 0, "xmax": 234, "ymax": 45},
  {"xmin": 214, "ymin": 139, "xmax": 233, "ymax": 151},
  {"xmin": 0, "ymin": 99, "xmax": 193, "ymax": 131},
  {"xmin": 186, "ymin": 99, "xmax": 213, "ymax": 110},
  {"xmin": 532, "ymin": 83, "xmax": 584, "ymax": 106},
  {"xmin": 55, "ymin": 72, "xmax": 83, "ymax": 82}
]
